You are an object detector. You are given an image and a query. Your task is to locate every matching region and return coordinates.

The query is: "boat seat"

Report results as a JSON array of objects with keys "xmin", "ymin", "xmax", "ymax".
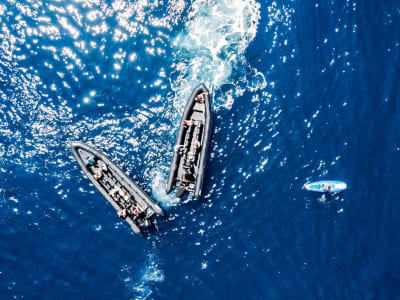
[
  {"xmin": 183, "ymin": 164, "xmax": 192, "ymax": 170},
  {"xmin": 183, "ymin": 125, "xmax": 194, "ymax": 146}
]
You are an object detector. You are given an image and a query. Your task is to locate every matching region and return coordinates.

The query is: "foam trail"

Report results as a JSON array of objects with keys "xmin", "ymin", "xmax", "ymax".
[
  {"xmin": 150, "ymin": 169, "xmax": 180, "ymax": 208},
  {"xmin": 170, "ymin": 0, "xmax": 265, "ymax": 111},
  {"xmin": 121, "ymin": 253, "xmax": 165, "ymax": 299},
  {"xmin": 150, "ymin": 0, "xmax": 265, "ymax": 206}
]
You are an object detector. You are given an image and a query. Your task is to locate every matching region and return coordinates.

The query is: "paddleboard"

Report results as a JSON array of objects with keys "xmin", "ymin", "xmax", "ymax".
[{"xmin": 304, "ymin": 180, "xmax": 347, "ymax": 193}]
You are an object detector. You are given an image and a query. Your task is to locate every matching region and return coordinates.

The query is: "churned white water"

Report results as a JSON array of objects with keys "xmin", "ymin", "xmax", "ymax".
[{"xmin": 170, "ymin": 0, "xmax": 265, "ymax": 111}]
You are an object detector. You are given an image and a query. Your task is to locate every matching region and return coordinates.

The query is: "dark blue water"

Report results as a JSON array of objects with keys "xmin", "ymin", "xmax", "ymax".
[{"xmin": 1, "ymin": 0, "xmax": 400, "ymax": 298}]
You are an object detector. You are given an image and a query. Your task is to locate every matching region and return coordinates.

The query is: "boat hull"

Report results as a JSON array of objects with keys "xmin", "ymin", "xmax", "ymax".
[
  {"xmin": 71, "ymin": 141, "xmax": 164, "ymax": 234},
  {"xmin": 166, "ymin": 84, "xmax": 212, "ymax": 199}
]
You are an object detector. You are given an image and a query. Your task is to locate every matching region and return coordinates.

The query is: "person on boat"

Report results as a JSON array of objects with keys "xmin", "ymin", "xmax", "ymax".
[
  {"xmin": 123, "ymin": 191, "xmax": 131, "ymax": 203},
  {"xmin": 118, "ymin": 208, "xmax": 127, "ymax": 219},
  {"xmin": 93, "ymin": 169, "xmax": 103, "ymax": 180},
  {"xmin": 174, "ymin": 145, "xmax": 185, "ymax": 155},
  {"xmin": 192, "ymin": 140, "xmax": 201, "ymax": 150},
  {"xmin": 93, "ymin": 162, "xmax": 108, "ymax": 180},
  {"xmin": 86, "ymin": 156, "xmax": 95, "ymax": 166},
  {"xmin": 183, "ymin": 120, "xmax": 196, "ymax": 126},
  {"xmin": 109, "ymin": 187, "xmax": 121, "ymax": 201},
  {"xmin": 187, "ymin": 150, "xmax": 196, "ymax": 162},
  {"xmin": 100, "ymin": 162, "xmax": 108, "ymax": 172},
  {"xmin": 109, "ymin": 187, "xmax": 117, "ymax": 195},
  {"xmin": 323, "ymin": 184, "xmax": 332, "ymax": 191},
  {"xmin": 195, "ymin": 93, "xmax": 205, "ymax": 103},
  {"xmin": 128, "ymin": 204, "xmax": 140, "ymax": 216}
]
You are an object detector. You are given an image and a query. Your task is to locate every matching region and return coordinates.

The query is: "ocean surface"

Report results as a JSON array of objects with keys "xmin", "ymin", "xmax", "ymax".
[{"xmin": 1, "ymin": 0, "xmax": 400, "ymax": 298}]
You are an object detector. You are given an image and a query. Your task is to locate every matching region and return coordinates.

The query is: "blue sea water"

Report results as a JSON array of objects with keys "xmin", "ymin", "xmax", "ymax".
[{"xmin": 1, "ymin": 0, "xmax": 400, "ymax": 298}]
